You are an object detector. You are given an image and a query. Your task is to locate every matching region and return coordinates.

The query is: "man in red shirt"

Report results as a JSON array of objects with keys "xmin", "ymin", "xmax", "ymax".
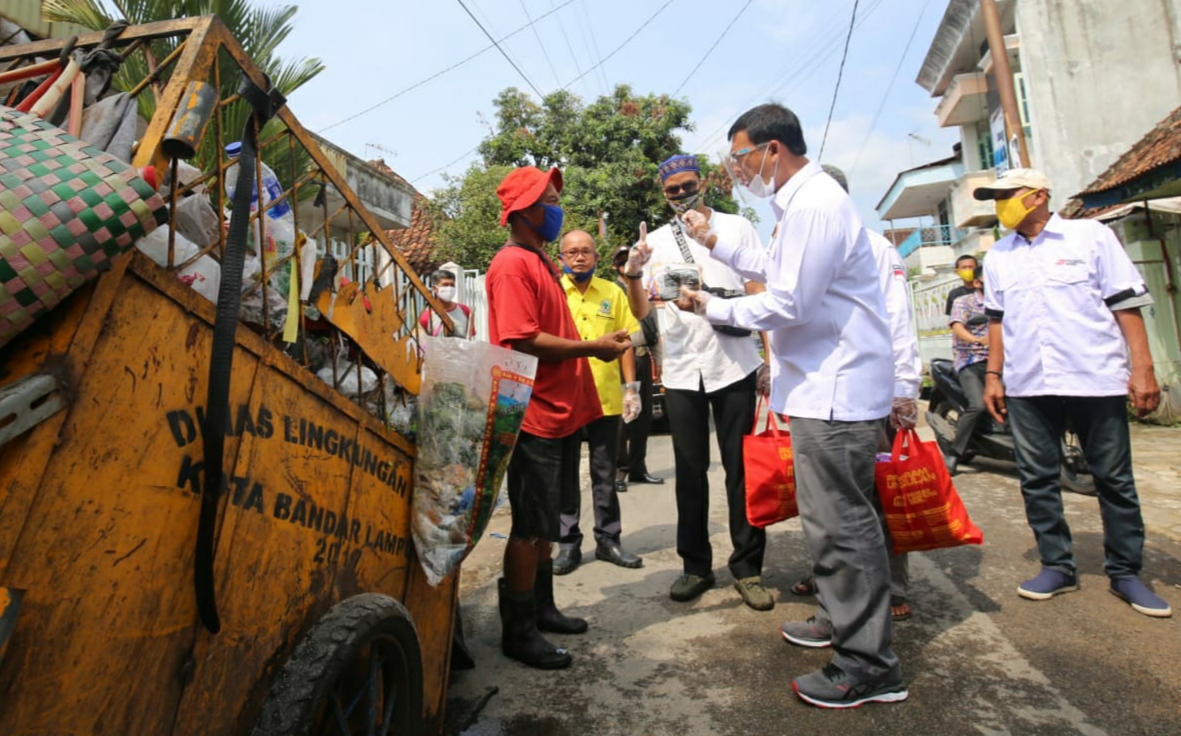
[{"xmin": 487, "ymin": 166, "xmax": 631, "ymax": 669}]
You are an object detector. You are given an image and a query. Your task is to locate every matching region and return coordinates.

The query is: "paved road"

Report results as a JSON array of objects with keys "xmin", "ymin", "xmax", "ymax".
[{"xmin": 444, "ymin": 419, "xmax": 1181, "ymax": 736}]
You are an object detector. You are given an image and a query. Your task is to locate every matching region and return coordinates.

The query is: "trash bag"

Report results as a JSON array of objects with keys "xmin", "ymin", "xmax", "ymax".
[{"xmin": 413, "ymin": 337, "xmax": 538, "ymax": 586}]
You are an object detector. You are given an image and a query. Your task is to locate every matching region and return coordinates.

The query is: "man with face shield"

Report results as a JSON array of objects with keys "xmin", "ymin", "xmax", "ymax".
[
  {"xmin": 486, "ymin": 166, "xmax": 632, "ymax": 669},
  {"xmin": 553, "ymin": 230, "xmax": 644, "ymax": 576},
  {"xmin": 620, "ymin": 154, "xmax": 773, "ymax": 612},
  {"xmin": 673, "ymin": 104, "xmax": 904, "ymax": 708},
  {"xmin": 975, "ymin": 168, "xmax": 1170, "ymax": 618}
]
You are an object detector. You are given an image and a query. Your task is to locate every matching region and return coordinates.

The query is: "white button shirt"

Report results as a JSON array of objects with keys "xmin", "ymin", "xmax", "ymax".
[
  {"xmin": 869, "ymin": 230, "xmax": 922, "ymax": 400},
  {"xmin": 641, "ymin": 211, "xmax": 764, "ymax": 393},
  {"xmin": 983, "ymin": 214, "xmax": 1148, "ymax": 397},
  {"xmin": 704, "ymin": 163, "xmax": 893, "ymax": 421}
]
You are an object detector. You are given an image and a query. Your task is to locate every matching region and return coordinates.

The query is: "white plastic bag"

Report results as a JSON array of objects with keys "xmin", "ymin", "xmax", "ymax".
[
  {"xmin": 413, "ymin": 337, "xmax": 538, "ymax": 585},
  {"xmin": 135, "ymin": 227, "xmax": 220, "ymax": 303}
]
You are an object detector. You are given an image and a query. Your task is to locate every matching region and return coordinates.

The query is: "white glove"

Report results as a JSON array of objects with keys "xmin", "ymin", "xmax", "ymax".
[
  {"xmin": 756, "ymin": 363, "xmax": 771, "ymax": 398},
  {"xmin": 624, "ymin": 222, "xmax": 651, "ymax": 277},
  {"xmin": 682, "ymin": 209, "xmax": 716, "ymax": 247},
  {"xmin": 676, "ymin": 284, "xmax": 710, "ymax": 315},
  {"xmin": 890, "ymin": 397, "xmax": 918, "ymax": 430},
  {"xmin": 622, "ymin": 382, "xmax": 642, "ymax": 423}
]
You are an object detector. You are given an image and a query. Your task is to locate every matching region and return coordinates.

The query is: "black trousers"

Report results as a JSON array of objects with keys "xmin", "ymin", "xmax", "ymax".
[
  {"xmin": 664, "ymin": 371, "xmax": 764, "ymax": 579},
  {"xmin": 558, "ymin": 415, "xmax": 623, "ymax": 549},
  {"xmin": 617, "ymin": 352, "xmax": 655, "ymax": 480}
]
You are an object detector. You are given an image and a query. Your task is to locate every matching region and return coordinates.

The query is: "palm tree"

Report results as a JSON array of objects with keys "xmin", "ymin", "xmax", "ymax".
[{"xmin": 43, "ymin": 0, "xmax": 324, "ymax": 185}]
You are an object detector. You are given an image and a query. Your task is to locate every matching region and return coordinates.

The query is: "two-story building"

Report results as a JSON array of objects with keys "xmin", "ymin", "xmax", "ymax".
[{"xmin": 878, "ymin": 0, "xmax": 1181, "ymax": 370}]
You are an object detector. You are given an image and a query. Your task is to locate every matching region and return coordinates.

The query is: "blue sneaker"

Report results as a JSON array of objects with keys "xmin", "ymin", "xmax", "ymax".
[
  {"xmin": 1110, "ymin": 576, "xmax": 1173, "ymax": 618},
  {"xmin": 1017, "ymin": 568, "xmax": 1078, "ymax": 601}
]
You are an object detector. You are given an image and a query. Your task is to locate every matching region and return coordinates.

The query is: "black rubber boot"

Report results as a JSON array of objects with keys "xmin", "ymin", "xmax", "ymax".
[
  {"xmin": 498, "ymin": 579, "xmax": 573, "ymax": 670},
  {"xmin": 535, "ymin": 559, "xmax": 589, "ymax": 634}
]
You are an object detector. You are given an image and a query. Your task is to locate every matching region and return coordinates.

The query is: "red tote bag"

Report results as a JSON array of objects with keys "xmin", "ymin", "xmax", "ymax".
[
  {"xmin": 743, "ymin": 400, "xmax": 798, "ymax": 528},
  {"xmin": 875, "ymin": 429, "xmax": 984, "ymax": 554}
]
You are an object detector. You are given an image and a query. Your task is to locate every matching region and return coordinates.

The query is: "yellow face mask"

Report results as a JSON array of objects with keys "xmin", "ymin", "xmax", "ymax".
[
  {"xmin": 957, "ymin": 268, "xmax": 975, "ymax": 282},
  {"xmin": 995, "ymin": 190, "xmax": 1040, "ymax": 230}
]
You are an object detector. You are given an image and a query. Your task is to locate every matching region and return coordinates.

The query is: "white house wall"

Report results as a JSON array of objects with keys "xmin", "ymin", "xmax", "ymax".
[{"xmin": 1016, "ymin": 0, "xmax": 1181, "ymax": 207}]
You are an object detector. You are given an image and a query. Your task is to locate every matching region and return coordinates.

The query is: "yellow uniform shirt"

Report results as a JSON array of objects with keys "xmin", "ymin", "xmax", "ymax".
[{"xmin": 561, "ymin": 274, "xmax": 640, "ymax": 417}]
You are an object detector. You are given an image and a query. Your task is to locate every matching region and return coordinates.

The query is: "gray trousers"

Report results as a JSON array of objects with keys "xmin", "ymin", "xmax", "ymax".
[
  {"xmin": 791, "ymin": 416, "xmax": 900, "ymax": 680},
  {"xmin": 558, "ymin": 415, "xmax": 623, "ymax": 549}
]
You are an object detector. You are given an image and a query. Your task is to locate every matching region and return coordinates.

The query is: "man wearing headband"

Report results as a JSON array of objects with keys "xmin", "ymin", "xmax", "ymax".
[
  {"xmin": 620, "ymin": 154, "xmax": 773, "ymax": 612},
  {"xmin": 976, "ymin": 168, "xmax": 1170, "ymax": 619},
  {"xmin": 487, "ymin": 166, "xmax": 632, "ymax": 670}
]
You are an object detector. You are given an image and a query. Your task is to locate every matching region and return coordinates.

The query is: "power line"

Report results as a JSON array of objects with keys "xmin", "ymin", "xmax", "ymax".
[
  {"xmin": 673, "ymin": 0, "xmax": 752, "ymax": 96},
  {"xmin": 319, "ymin": 0, "xmax": 576, "ymax": 132},
  {"xmin": 562, "ymin": 0, "xmax": 677, "ymax": 90},
  {"xmin": 818, "ymin": 0, "xmax": 861, "ymax": 161},
  {"xmin": 520, "ymin": 0, "xmax": 561, "ymax": 87},
  {"xmin": 849, "ymin": 0, "xmax": 932, "ymax": 176},
  {"xmin": 411, "ymin": 144, "xmax": 482, "ymax": 185},
  {"xmin": 578, "ymin": 0, "xmax": 611, "ymax": 94},
  {"xmin": 549, "ymin": 0, "xmax": 592, "ymax": 97},
  {"xmin": 457, "ymin": 0, "xmax": 545, "ymax": 99},
  {"xmin": 694, "ymin": 0, "xmax": 887, "ymax": 153}
]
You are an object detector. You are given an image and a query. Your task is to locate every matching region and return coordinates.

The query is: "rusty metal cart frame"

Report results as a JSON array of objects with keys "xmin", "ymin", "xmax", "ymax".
[{"xmin": 0, "ymin": 16, "xmax": 461, "ymax": 736}]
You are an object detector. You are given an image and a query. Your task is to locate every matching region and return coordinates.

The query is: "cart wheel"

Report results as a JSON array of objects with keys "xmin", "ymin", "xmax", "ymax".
[{"xmin": 251, "ymin": 593, "xmax": 423, "ymax": 736}]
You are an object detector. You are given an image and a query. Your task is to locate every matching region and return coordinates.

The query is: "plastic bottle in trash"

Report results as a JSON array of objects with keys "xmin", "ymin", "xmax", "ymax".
[{"xmin": 224, "ymin": 141, "xmax": 297, "ymax": 300}]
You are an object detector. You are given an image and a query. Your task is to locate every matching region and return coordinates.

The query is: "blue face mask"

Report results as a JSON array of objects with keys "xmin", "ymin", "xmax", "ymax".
[
  {"xmin": 561, "ymin": 258, "xmax": 597, "ymax": 283},
  {"xmin": 525, "ymin": 203, "xmax": 564, "ymax": 243}
]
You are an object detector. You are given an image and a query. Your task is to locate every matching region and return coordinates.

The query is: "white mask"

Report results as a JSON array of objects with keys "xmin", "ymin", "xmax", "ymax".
[
  {"xmin": 435, "ymin": 286, "xmax": 456, "ymax": 302},
  {"xmin": 744, "ymin": 147, "xmax": 775, "ymax": 199}
]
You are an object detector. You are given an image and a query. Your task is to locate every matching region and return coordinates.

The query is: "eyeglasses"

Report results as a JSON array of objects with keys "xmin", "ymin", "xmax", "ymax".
[
  {"xmin": 663, "ymin": 181, "xmax": 700, "ymax": 197},
  {"xmin": 728, "ymin": 142, "xmax": 770, "ymax": 166},
  {"xmin": 560, "ymin": 248, "xmax": 597, "ymax": 259}
]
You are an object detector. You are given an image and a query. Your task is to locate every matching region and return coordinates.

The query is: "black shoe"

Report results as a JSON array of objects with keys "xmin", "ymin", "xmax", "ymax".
[
  {"xmin": 498, "ymin": 579, "xmax": 572, "ymax": 670},
  {"xmin": 615, "ymin": 478, "xmax": 628, "ymax": 493},
  {"xmin": 595, "ymin": 541, "xmax": 643, "ymax": 569},
  {"xmin": 553, "ymin": 547, "xmax": 581, "ymax": 576},
  {"xmin": 535, "ymin": 560, "xmax": 589, "ymax": 634},
  {"xmin": 628, "ymin": 473, "xmax": 664, "ymax": 485}
]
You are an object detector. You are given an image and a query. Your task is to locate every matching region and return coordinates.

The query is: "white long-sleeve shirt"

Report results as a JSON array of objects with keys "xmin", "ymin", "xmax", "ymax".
[
  {"xmin": 704, "ymin": 162, "xmax": 893, "ymax": 421},
  {"xmin": 869, "ymin": 230, "xmax": 922, "ymax": 400}
]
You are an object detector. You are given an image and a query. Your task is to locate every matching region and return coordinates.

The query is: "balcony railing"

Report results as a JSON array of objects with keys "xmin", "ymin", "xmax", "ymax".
[{"xmin": 897, "ymin": 226, "xmax": 969, "ymax": 259}]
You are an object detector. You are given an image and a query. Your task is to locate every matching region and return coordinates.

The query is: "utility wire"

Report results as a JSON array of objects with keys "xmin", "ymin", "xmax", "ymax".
[
  {"xmin": 550, "ymin": 0, "xmax": 592, "ymax": 97},
  {"xmin": 520, "ymin": 0, "xmax": 562, "ymax": 87},
  {"xmin": 694, "ymin": 0, "xmax": 887, "ymax": 153},
  {"xmin": 673, "ymin": 0, "xmax": 753, "ymax": 96},
  {"xmin": 849, "ymin": 0, "xmax": 931, "ymax": 176},
  {"xmin": 818, "ymin": 0, "xmax": 860, "ymax": 161},
  {"xmin": 411, "ymin": 144, "xmax": 482, "ymax": 185},
  {"xmin": 319, "ymin": 0, "xmax": 576, "ymax": 132},
  {"xmin": 578, "ymin": 0, "xmax": 611, "ymax": 94},
  {"xmin": 562, "ymin": 0, "xmax": 677, "ymax": 90},
  {"xmin": 457, "ymin": 0, "xmax": 545, "ymax": 99}
]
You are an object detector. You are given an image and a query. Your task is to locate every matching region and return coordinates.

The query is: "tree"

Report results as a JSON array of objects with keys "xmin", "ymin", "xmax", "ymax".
[
  {"xmin": 43, "ymin": 0, "xmax": 324, "ymax": 184},
  {"xmin": 430, "ymin": 85, "xmax": 741, "ymax": 272}
]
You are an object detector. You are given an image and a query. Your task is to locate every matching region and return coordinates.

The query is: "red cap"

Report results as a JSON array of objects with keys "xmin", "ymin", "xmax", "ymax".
[{"xmin": 497, "ymin": 166, "xmax": 563, "ymax": 226}]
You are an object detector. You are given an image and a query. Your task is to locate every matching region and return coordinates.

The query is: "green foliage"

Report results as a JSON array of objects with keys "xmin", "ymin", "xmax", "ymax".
[
  {"xmin": 42, "ymin": 0, "xmax": 324, "ymax": 188},
  {"xmin": 430, "ymin": 85, "xmax": 742, "ymax": 272}
]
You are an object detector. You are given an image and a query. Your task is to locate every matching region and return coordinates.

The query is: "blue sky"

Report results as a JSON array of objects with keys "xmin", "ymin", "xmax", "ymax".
[{"xmin": 284, "ymin": 0, "xmax": 959, "ymax": 239}]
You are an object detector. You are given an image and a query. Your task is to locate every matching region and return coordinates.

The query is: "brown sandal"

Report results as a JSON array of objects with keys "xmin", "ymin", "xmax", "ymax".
[
  {"xmin": 891, "ymin": 596, "xmax": 912, "ymax": 621},
  {"xmin": 790, "ymin": 575, "xmax": 818, "ymax": 596}
]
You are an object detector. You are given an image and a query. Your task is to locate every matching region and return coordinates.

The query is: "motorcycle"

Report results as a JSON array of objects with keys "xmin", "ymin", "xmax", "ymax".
[{"xmin": 925, "ymin": 357, "xmax": 1097, "ymax": 497}]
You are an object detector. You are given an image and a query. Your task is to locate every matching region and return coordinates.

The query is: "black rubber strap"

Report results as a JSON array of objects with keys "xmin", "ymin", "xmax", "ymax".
[{"xmin": 195, "ymin": 73, "xmax": 285, "ymax": 634}]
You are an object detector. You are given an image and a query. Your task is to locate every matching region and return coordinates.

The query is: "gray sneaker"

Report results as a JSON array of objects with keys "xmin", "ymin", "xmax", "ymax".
[
  {"xmin": 669, "ymin": 572, "xmax": 715, "ymax": 602},
  {"xmin": 792, "ymin": 663, "xmax": 908, "ymax": 709},
  {"xmin": 734, "ymin": 577, "xmax": 775, "ymax": 611},
  {"xmin": 780, "ymin": 616, "xmax": 833, "ymax": 648}
]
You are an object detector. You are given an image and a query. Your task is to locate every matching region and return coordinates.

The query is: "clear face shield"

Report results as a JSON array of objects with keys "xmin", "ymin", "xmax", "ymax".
[{"xmin": 718, "ymin": 142, "xmax": 773, "ymax": 203}]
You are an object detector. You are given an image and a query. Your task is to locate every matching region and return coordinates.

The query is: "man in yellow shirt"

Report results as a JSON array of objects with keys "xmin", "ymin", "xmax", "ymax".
[{"xmin": 554, "ymin": 230, "xmax": 644, "ymax": 575}]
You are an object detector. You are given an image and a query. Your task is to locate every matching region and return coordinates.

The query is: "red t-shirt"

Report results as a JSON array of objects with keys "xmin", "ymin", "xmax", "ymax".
[{"xmin": 486, "ymin": 243, "xmax": 602, "ymax": 438}]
